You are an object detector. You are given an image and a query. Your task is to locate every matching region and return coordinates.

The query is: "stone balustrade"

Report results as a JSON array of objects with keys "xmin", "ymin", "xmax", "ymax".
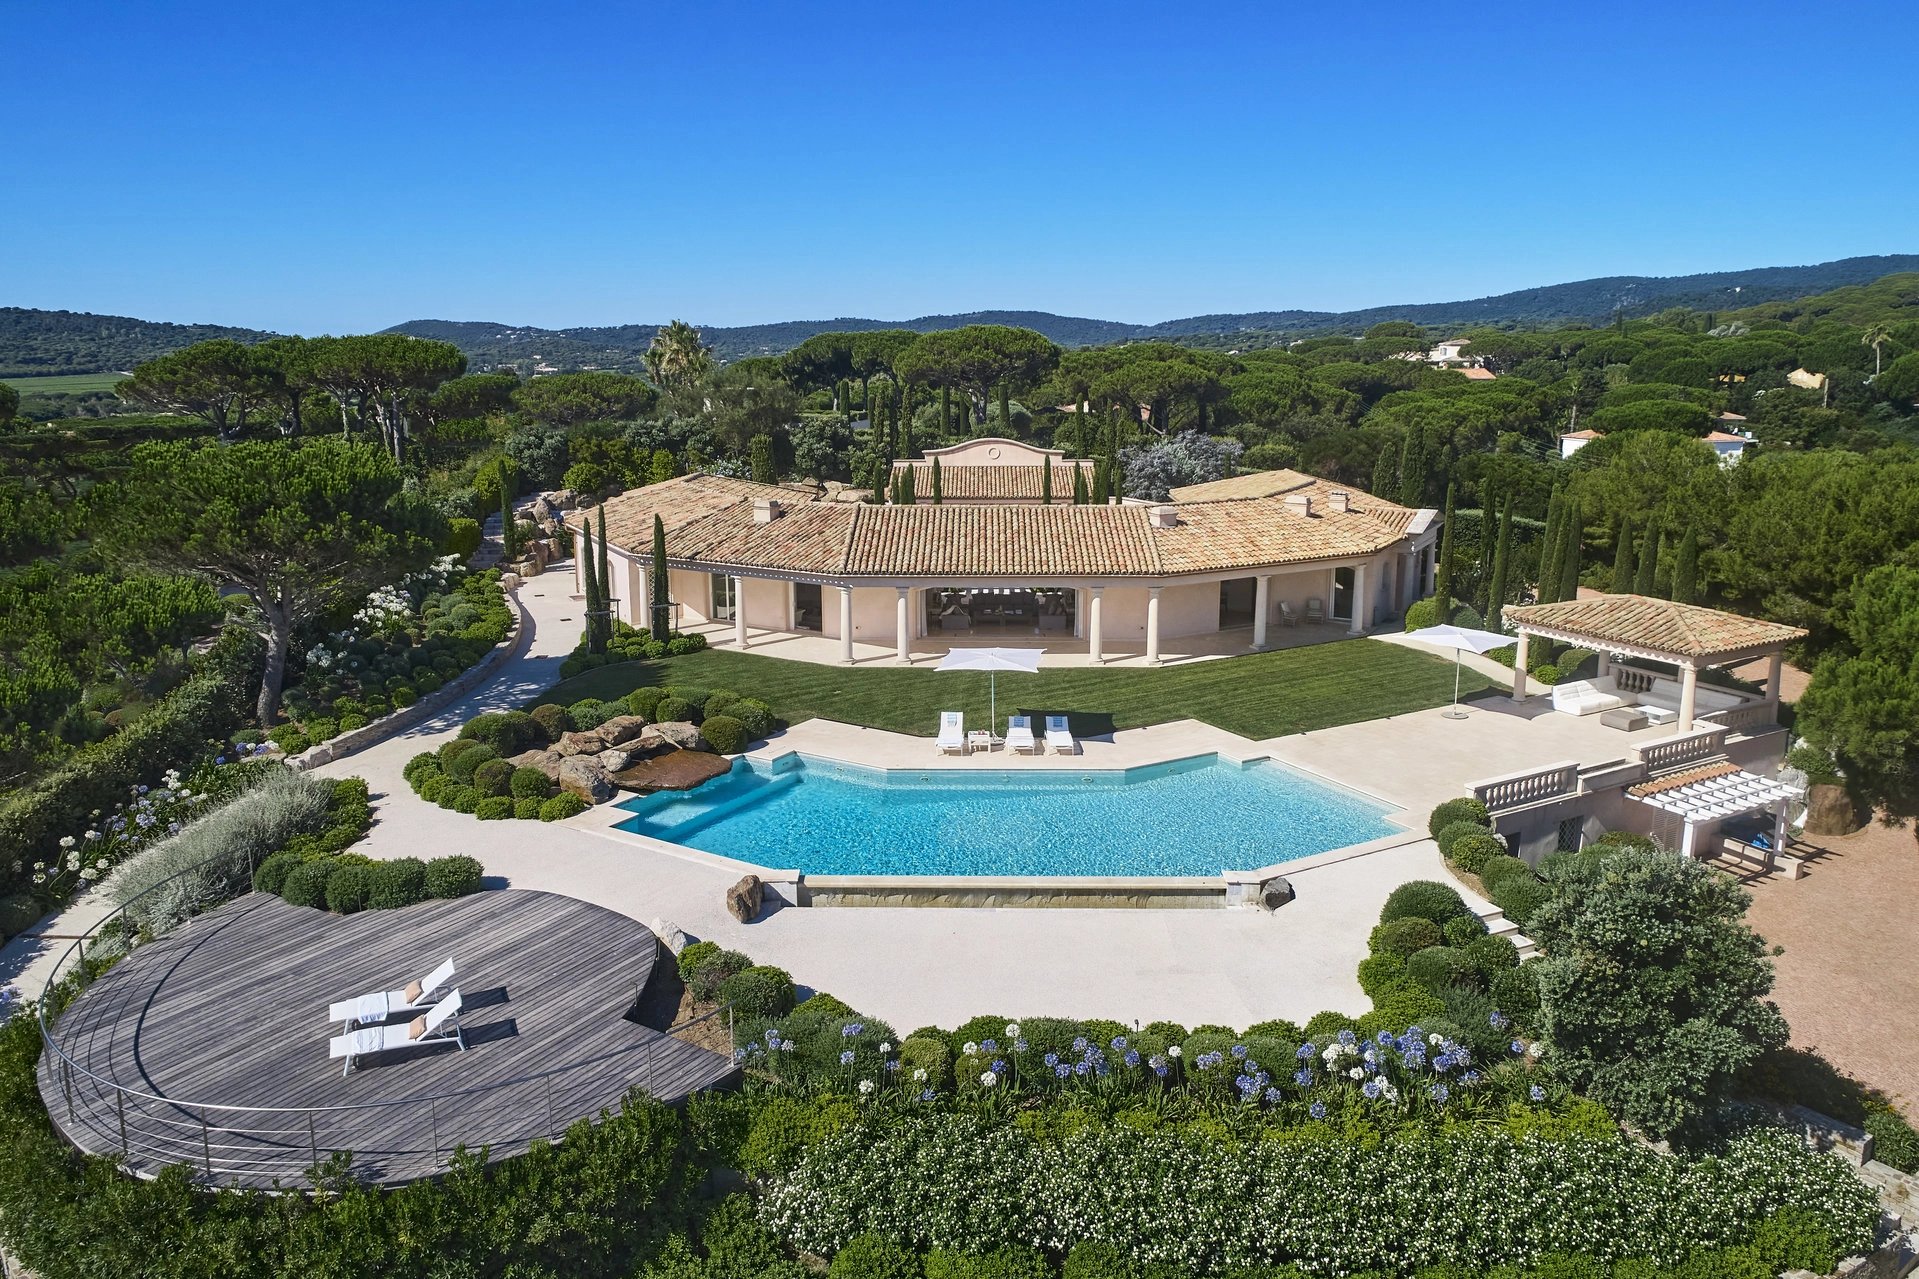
[{"xmin": 1470, "ymin": 761, "xmax": 1581, "ymax": 812}]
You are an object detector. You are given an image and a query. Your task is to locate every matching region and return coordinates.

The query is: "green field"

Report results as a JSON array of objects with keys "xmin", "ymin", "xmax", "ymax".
[
  {"xmin": 3, "ymin": 372, "xmax": 129, "ymax": 395},
  {"xmin": 537, "ymin": 641, "xmax": 1493, "ymax": 741}
]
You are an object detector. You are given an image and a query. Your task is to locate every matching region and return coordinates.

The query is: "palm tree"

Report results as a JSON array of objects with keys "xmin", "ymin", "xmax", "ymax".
[
  {"xmin": 1863, "ymin": 323, "xmax": 1892, "ymax": 377},
  {"xmin": 644, "ymin": 319, "xmax": 714, "ymax": 390}
]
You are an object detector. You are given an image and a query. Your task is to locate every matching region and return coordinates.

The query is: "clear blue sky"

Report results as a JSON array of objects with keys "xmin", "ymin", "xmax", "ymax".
[{"xmin": 7, "ymin": 0, "xmax": 1916, "ymax": 333}]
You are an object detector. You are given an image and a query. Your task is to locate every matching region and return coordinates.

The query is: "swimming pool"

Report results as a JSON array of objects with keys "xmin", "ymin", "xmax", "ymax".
[{"xmin": 612, "ymin": 753, "xmax": 1402, "ymax": 877}]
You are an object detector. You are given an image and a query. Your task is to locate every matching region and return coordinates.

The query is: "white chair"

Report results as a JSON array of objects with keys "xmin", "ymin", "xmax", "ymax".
[
  {"xmin": 937, "ymin": 710, "xmax": 966, "ymax": 754},
  {"xmin": 1005, "ymin": 715, "xmax": 1038, "ymax": 754},
  {"xmin": 1044, "ymin": 715, "xmax": 1076, "ymax": 755},
  {"xmin": 327, "ymin": 958, "xmax": 456, "ymax": 1032},
  {"xmin": 328, "ymin": 990, "xmax": 465, "ymax": 1076},
  {"xmin": 1277, "ymin": 601, "xmax": 1300, "ymax": 627},
  {"xmin": 1304, "ymin": 597, "xmax": 1325, "ymax": 624}
]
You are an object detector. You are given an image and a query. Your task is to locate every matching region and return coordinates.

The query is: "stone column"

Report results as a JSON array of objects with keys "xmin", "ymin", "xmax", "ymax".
[
  {"xmin": 575, "ymin": 528, "xmax": 589, "ymax": 596},
  {"xmin": 1678, "ymin": 663, "xmax": 1699, "ymax": 732},
  {"xmin": 838, "ymin": 586, "xmax": 855, "ymax": 665},
  {"xmin": 1348, "ymin": 563, "xmax": 1369, "ymax": 634},
  {"xmin": 895, "ymin": 587, "xmax": 911, "ymax": 663},
  {"xmin": 1598, "ymin": 652, "xmax": 1612, "ymax": 678},
  {"xmin": 1511, "ymin": 631, "xmax": 1530, "ymax": 700},
  {"xmin": 1088, "ymin": 586, "xmax": 1104, "ymax": 664},
  {"xmin": 1146, "ymin": 587, "xmax": 1162, "ymax": 666},
  {"xmin": 732, "ymin": 577, "xmax": 748, "ymax": 649},
  {"xmin": 1252, "ymin": 575, "xmax": 1271, "ymax": 650},
  {"xmin": 1763, "ymin": 650, "xmax": 1784, "ymax": 721}
]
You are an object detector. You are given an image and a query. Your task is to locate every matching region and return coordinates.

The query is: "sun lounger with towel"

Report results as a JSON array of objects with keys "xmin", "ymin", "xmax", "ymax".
[
  {"xmin": 937, "ymin": 710, "xmax": 965, "ymax": 754},
  {"xmin": 1005, "ymin": 715, "xmax": 1038, "ymax": 754},
  {"xmin": 327, "ymin": 958, "xmax": 456, "ymax": 1032},
  {"xmin": 328, "ymin": 990, "xmax": 465, "ymax": 1076},
  {"xmin": 1045, "ymin": 715, "xmax": 1076, "ymax": 755}
]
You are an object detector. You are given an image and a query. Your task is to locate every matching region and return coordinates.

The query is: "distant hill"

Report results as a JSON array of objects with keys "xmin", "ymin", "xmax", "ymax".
[
  {"xmin": 0, "ymin": 307, "xmax": 275, "ymax": 379},
  {"xmin": 8, "ymin": 254, "xmax": 1917, "ymax": 376},
  {"xmin": 1720, "ymin": 270, "xmax": 1919, "ymax": 330}
]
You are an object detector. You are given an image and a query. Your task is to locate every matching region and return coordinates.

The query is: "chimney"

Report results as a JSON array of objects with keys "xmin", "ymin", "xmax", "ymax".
[
  {"xmin": 753, "ymin": 498, "xmax": 783, "ymax": 523},
  {"xmin": 1284, "ymin": 493, "xmax": 1313, "ymax": 516},
  {"xmin": 1148, "ymin": 505, "xmax": 1179, "ymax": 528},
  {"xmin": 1327, "ymin": 490, "xmax": 1351, "ymax": 513}
]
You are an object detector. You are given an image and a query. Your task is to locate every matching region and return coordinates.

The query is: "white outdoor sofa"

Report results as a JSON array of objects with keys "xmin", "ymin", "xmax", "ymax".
[
  {"xmin": 1551, "ymin": 678, "xmax": 1630, "ymax": 716},
  {"xmin": 1551, "ymin": 674, "xmax": 1747, "ymax": 718}
]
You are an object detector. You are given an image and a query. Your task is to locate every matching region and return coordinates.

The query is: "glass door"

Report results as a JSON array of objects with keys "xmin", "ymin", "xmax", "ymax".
[
  {"xmin": 1331, "ymin": 567, "xmax": 1355, "ymax": 622},
  {"xmin": 793, "ymin": 582, "xmax": 822, "ymax": 632},
  {"xmin": 709, "ymin": 573, "xmax": 737, "ymax": 622}
]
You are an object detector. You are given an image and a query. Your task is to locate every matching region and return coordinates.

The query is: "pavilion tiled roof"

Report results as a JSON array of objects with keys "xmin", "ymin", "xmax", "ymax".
[
  {"xmin": 1503, "ymin": 594, "xmax": 1806, "ymax": 660},
  {"xmin": 1628, "ymin": 760, "xmax": 1741, "ymax": 798},
  {"xmin": 888, "ymin": 460, "xmax": 1096, "ymax": 501},
  {"xmin": 843, "ymin": 504, "xmax": 1161, "ymax": 576}
]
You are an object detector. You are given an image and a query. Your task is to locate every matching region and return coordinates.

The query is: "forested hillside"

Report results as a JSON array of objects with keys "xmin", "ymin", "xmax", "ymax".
[{"xmin": 0, "ymin": 308, "xmax": 275, "ymax": 378}]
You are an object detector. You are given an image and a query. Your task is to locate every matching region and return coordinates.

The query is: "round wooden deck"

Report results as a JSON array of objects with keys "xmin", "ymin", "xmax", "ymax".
[{"xmin": 37, "ymin": 888, "xmax": 735, "ymax": 1189}]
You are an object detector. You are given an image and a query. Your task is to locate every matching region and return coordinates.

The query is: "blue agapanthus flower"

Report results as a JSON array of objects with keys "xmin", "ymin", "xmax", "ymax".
[
  {"xmin": 1013, "ymin": 1038, "xmax": 1028, "ymax": 1053},
  {"xmin": 1362, "ymin": 1078, "xmax": 1383, "ymax": 1099},
  {"xmin": 1337, "ymin": 1029, "xmax": 1357, "ymax": 1046},
  {"xmin": 1463, "ymin": 1070, "xmax": 1482, "ymax": 1084},
  {"xmin": 1043, "ymin": 1052, "xmax": 1060, "ymax": 1068},
  {"xmin": 1309, "ymin": 1101, "xmax": 1328, "ymax": 1119},
  {"xmin": 980, "ymin": 1039, "xmax": 998, "ymax": 1054},
  {"xmin": 1296, "ymin": 1043, "xmax": 1316, "ymax": 1060},
  {"xmin": 1264, "ymin": 1087, "xmax": 1284, "ymax": 1104},
  {"xmin": 841, "ymin": 1022, "xmax": 864, "ymax": 1038},
  {"xmin": 1072, "ymin": 1037, "xmax": 1088, "ymax": 1053},
  {"xmin": 919, "ymin": 1088, "xmax": 937, "ymax": 1101},
  {"xmin": 839, "ymin": 1050, "xmax": 854, "ymax": 1065},
  {"xmin": 1231, "ymin": 1043, "xmax": 1248, "ymax": 1060},
  {"xmin": 1429, "ymin": 1084, "xmax": 1449, "ymax": 1103},
  {"xmin": 1055, "ymin": 1063, "xmax": 1071, "ymax": 1078},
  {"xmin": 1124, "ymin": 1049, "xmax": 1140, "ymax": 1067},
  {"xmin": 990, "ymin": 1058, "xmax": 1007, "ymax": 1074},
  {"xmin": 1490, "ymin": 1010, "xmax": 1510, "ymax": 1030},
  {"xmin": 1530, "ymin": 1084, "xmax": 1546, "ymax": 1102},
  {"xmin": 1294, "ymin": 1068, "xmax": 1314, "ymax": 1087},
  {"xmin": 1074, "ymin": 1060, "xmax": 1090, "ymax": 1076},
  {"xmin": 1511, "ymin": 1039, "xmax": 1526, "ymax": 1055},
  {"xmin": 1111, "ymin": 1035, "xmax": 1128, "ymax": 1051}
]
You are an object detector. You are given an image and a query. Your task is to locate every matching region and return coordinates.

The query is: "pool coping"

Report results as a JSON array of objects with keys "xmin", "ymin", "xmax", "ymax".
[{"xmin": 568, "ymin": 718, "xmax": 1423, "ymax": 910}]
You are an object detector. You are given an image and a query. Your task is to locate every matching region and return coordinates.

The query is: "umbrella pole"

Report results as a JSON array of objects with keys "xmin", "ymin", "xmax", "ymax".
[
  {"xmin": 1443, "ymin": 649, "xmax": 1468, "ymax": 720},
  {"xmin": 990, "ymin": 671, "xmax": 997, "ymax": 740}
]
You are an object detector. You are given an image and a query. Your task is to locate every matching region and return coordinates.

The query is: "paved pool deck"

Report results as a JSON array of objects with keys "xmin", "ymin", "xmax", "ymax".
[{"xmin": 2, "ymin": 564, "xmax": 1673, "ymax": 1033}]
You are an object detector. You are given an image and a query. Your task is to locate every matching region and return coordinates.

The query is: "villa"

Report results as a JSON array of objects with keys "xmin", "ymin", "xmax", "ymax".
[{"xmin": 569, "ymin": 439, "xmax": 1442, "ymax": 663}]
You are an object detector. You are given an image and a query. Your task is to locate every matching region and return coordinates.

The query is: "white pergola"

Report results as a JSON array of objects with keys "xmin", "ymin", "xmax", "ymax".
[{"xmin": 1628, "ymin": 763, "xmax": 1801, "ymax": 860}]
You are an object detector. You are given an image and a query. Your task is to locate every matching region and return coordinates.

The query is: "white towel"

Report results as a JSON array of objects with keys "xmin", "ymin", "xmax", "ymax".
[
  {"xmin": 355, "ymin": 992, "xmax": 389, "ymax": 1025},
  {"xmin": 347, "ymin": 1027, "xmax": 383, "ymax": 1057}
]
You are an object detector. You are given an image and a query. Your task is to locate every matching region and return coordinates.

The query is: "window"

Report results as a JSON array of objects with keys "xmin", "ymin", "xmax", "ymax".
[
  {"xmin": 1331, "ymin": 567, "xmax": 1355, "ymax": 621},
  {"xmin": 792, "ymin": 582, "xmax": 822, "ymax": 632},
  {"xmin": 1556, "ymin": 816, "xmax": 1584, "ymax": 853},
  {"xmin": 709, "ymin": 574, "xmax": 736, "ymax": 622}
]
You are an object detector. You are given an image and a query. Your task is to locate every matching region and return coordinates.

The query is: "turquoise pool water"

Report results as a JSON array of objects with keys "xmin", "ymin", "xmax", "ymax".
[{"xmin": 612, "ymin": 753, "xmax": 1401, "ymax": 876}]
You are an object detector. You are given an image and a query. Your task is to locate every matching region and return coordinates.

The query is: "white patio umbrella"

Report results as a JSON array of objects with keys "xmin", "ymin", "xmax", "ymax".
[
  {"xmin": 1403, "ymin": 624, "xmax": 1514, "ymax": 720},
  {"xmin": 936, "ymin": 647, "xmax": 1043, "ymax": 738}
]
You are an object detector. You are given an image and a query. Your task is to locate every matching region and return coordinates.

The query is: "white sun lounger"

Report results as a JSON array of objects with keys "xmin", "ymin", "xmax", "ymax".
[
  {"xmin": 1005, "ymin": 715, "xmax": 1039, "ymax": 754},
  {"xmin": 1045, "ymin": 715, "xmax": 1076, "ymax": 755},
  {"xmin": 327, "ymin": 957, "xmax": 456, "ymax": 1032},
  {"xmin": 937, "ymin": 710, "xmax": 966, "ymax": 754},
  {"xmin": 328, "ymin": 990, "xmax": 465, "ymax": 1076}
]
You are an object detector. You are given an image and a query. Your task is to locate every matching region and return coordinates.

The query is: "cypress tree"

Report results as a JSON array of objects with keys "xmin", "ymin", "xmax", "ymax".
[
  {"xmin": 597, "ymin": 506, "xmax": 612, "ymax": 635},
  {"xmin": 998, "ymin": 382, "xmax": 1012, "ymax": 437},
  {"xmin": 1557, "ymin": 497, "xmax": 1582, "ymax": 602},
  {"xmin": 1633, "ymin": 526, "xmax": 1659, "ymax": 595},
  {"xmin": 1652, "ymin": 530, "xmax": 1673, "ymax": 598},
  {"xmin": 581, "ymin": 517, "xmax": 605, "ymax": 654},
  {"xmin": 1537, "ymin": 487, "xmax": 1564, "ymax": 604},
  {"xmin": 1611, "ymin": 518, "xmax": 1637, "ymax": 593},
  {"xmin": 750, "ymin": 435, "xmax": 775, "ymax": 484},
  {"xmin": 901, "ymin": 465, "xmax": 918, "ymax": 505},
  {"xmin": 1372, "ymin": 446, "xmax": 1396, "ymax": 498},
  {"xmin": 1397, "ymin": 430, "xmax": 1426, "ymax": 508},
  {"xmin": 930, "ymin": 456, "xmax": 942, "ymax": 504},
  {"xmin": 1672, "ymin": 525, "xmax": 1701, "ymax": 604},
  {"xmin": 1041, "ymin": 454, "xmax": 1053, "ymax": 505},
  {"xmin": 1092, "ymin": 458, "xmax": 1110, "ymax": 504},
  {"xmin": 1475, "ymin": 486, "xmax": 1497, "ymax": 615},
  {"xmin": 649, "ymin": 513, "xmax": 670, "ymax": 642},
  {"xmin": 939, "ymin": 385, "xmax": 951, "ymax": 436},
  {"xmin": 1072, "ymin": 462, "xmax": 1089, "ymax": 505},
  {"xmin": 1486, "ymin": 496, "xmax": 1514, "ymax": 629},
  {"xmin": 1433, "ymin": 482, "xmax": 1457, "ymax": 622}
]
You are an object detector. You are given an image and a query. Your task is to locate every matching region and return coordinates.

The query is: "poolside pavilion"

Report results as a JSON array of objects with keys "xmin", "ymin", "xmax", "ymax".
[
  {"xmin": 568, "ymin": 440, "xmax": 1442, "ymax": 665},
  {"xmin": 1502, "ymin": 594, "xmax": 1806, "ymax": 732}
]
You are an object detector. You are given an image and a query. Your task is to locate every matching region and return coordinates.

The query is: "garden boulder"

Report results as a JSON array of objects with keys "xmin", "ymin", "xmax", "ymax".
[
  {"xmin": 1802, "ymin": 783, "xmax": 1867, "ymax": 836},
  {"xmin": 640, "ymin": 721, "xmax": 707, "ymax": 753},
  {"xmin": 597, "ymin": 747, "xmax": 633, "ymax": 773},
  {"xmin": 1259, "ymin": 875, "xmax": 1295, "ymax": 911},
  {"xmin": 554, "ymin": 715, "xmax": 649, "ymax": 757},
  {"xmin": 556, "ymin": 756, "xmax": 617, "ymax": 805},
  {"xmin": 508, "ymin": 748, "xmax": 565, "ymax": 780},
  {"xmin": 725, "ymin": 874, "xmax": 764, "ymax": 923},
  {"xmin": 647, "ymin": 917, "xmax": 687, "ymax": 955}
]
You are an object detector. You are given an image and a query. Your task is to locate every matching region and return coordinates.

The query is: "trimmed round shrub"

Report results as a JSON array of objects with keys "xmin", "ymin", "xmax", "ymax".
[
  {"xmin": 1532, "ymin": 663, "xmax": 1563, "ymax": 685},
  {"xmin": 653, "ymin": 695, "xmax": 694, "ymax": 724},
  {"xmin": 425, "ymin": 854, "xmax": 485, "ymax": 898},
  {"xmin": 305, "ymin": 717, "xmax": 340, "ymax": 743},
  {"xmin": 1368, "ymin": 916, "xmax": 1442, "ymax": 958},
  {"xmin": 337, "ymin": 714, "xmax": 368, "ymax": 733},
  {"xmin": 677, "ymin": 939, "xmax": 723, "ymax": 983},
  {"xmin": 828, "ymin": 1233, "xmax": 919, "ymax": 1279},
  {"xmin": 1428, "ymin": 796, "xmax": 1491, "ymax": 838},
  {"xmin": 1449, "ymin": 832, "xmax": 1507, "ymax": 875},
  {"xmin": 1465, "ymin": 934, "xmax": 1521, "ymax": 978},
  {"xmin": 415, "ymin": 671, "xmax": 443, "ymax": 694},
  {"xmin": 1492, "ymin": 876, "xmax": 1552, "ymax": 929},
  {"xmin": 1442, "ymin": 913, "xmax": 1488, "ymax": 946},
  {"xmin": 529, "ymin": 703, "xmax": 571, "ymax": 741},
  {"xmin": 324, "ymin": 863, "xmax": 372, "ymax": 914},
  {"xmin": 623, "ymin": 686, "xmax": 667, "ymax": 719},
  {"xmin": 664, "ymin": 684, "xmax": 712, "ymax": 710},
  {"xmin": 402, "ymin": 751, "xmax": 442, "ymax": 785},
  {"xmin": 1478, "ymin": 855, "xmax": 1536, "ymax": 894},
  {"xmin": 665, "ymin": 634, "xmax": 705, "ymax": 656},
  {"xmin": 367, "ymin": 857, "xmax": 428, "ymax": 910},
  {"xmin": 703, "ymin": 690, "xmax": 741, "ymax": 718},
  {"xmin": 731, "ymin": 698, "xmax": 777, "ymax": 742},
  {"xmin": 513, "ymin": 796, "xmax": 544, "ymax": 820},
  {"xmin": 1405, "ymin": 945, "xmax": 1471, "ymax": 993},
  {"xmin": 448, "ymin": 786, "xmax": 482, "ymax": 814},
  {"xmin": 897, "ymin": 1035, "xmax": 953, "ymax": 1091},
  {"xmin": 567, "ymin": 698, "xmax": 614, "ymax": 730},
  {"xmin": 689, "ymin": 947, "xmax": 752, "ymax": 1002},
  {"xmin": 390, "ymin": 685, "xmax": 417, "ymax": 707},
  {"xmin": 717, "ymin": 965, "xmax": 797, "ymax": 1018},
  {"xmin": 1594, "ymin": 830, "xmax": 1660, "ymax": 855},
  {"xmin": 1403, "ymin": 597, "xmax": 1441, "ymax": 632},
  {"xmin": 460, "ymin": 710, "xmax": 544, "ymax": 757},
  {"xmin": 1358, "ymin": 982, "xmax": 1448, "ymax": 1035},
  {"xmin": 509, "ymin": 766, "xmax": 552, "ymax": 799},
  {"xmin": 799, "ymin": 992, "xmax": 856, "ymax": 1019},
  {"xmin": 418, "ymin": 775, "xmax": 450, "ymax": 804},
  {"xmin": 439, "ymin": 736, "xmax": 482, "ymax": 767},
  {"xmin": 269, "ymin": 727, "xmax": 312, "ymax": 755},
  {"xmin": 539, "ymin": 792, "xmax": 587, "ymax": 821},
  {"xmin": 1435, "ymin": 819, "xmax": 1491, "ymax": 859},
  {"xmin": 471, "ymin": 757, "xmax": 514, "ymax": 798},
  {"xmin": 446, "ymin": 743, "xmax": 497, "ymax": 784},
  {"xmin": 1357, "ymin": 951, "xmax": 1408, "ymax": 999},
  {"xmin": 1302, "ymin": 1009, "xmax": 1360, "ymax": 1041},
  {"xmin": 1379, "ymin": 879, "xmax": 1473, "ymax": 927},
  {"xmin": 252, "ymin": 850, "xmax": 300, "ymax": 896},
  {"xmin": 280, "ymin": 859, "xmax": 333, "ymax": 909},
  {"xmin": 1491, "ymin": 961, "xmax": 1541, "ymax": 1019},
  {"xmin": 475, "ymin": 796, "xmax": 513, "ymax": 821},
  {"xmin": 701, "ymin": 714, "xmax": 747, "ymax": 755}
]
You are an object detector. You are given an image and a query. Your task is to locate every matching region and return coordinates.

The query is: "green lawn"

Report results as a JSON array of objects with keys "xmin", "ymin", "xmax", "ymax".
[
  {"xmin": 537, "ymin": 641, "xmax": 1494, "ymax": 741},
  {"xmin": 2, "ymin": 372, "xmax": 128, "ymax": 395}
]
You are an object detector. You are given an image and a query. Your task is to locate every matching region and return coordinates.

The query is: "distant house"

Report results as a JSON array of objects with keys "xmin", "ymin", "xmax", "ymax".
[
  {"xmin": 1704, "ymin": 430, "xmax": 1754, "ymax": 465},
  {"xmin": 1457, "ymin": 366, "xmax": 1498, "ymax": 381},
  {"xmin": 1558, "ymin": 428, "xmax": 1602, "ymax": 459},
  {"xmin": 1786, "ymin": 368, "xmax": 1827, "ymax": 391},
  {"xmin": 1427, "ymin": 338, "xmax": 1472, "ymax": 366}
]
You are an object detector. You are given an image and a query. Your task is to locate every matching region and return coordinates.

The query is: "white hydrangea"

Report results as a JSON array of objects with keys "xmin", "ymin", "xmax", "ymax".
[{"xmin": 978, "ymin": 1071, "xmax": 997, "ymax": 1088}]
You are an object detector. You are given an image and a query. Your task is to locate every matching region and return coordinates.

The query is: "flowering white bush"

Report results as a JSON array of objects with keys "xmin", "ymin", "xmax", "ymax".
[{"xmin": 759, "ymin": 1115, "xmax": 1878, "ymax": 1275}]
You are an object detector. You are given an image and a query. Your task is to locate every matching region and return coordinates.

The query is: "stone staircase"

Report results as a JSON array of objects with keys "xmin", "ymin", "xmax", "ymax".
[
  {"xmin": 1479, "ymin": 908, "xmax": 1537, "ymax": 960},
  {"xmin": 468, "ymin": 509, "xmax": 506, "ymax": 570}
]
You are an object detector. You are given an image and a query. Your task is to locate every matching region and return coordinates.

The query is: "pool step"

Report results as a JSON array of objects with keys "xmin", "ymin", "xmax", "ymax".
[{"xmin": 632, "ymin": 771, "xmax": 797, "ymax": 841}]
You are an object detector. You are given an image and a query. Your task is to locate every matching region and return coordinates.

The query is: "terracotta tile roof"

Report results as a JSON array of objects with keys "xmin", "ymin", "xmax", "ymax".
[
  {"xmin": 1504, "ymin": 594, "xmax": 1806, "ymax": 660},
  {"xmin": 1561, "ymin": 429, "xmax": 1603, "ymax": 440},
  {"xmin": 667, "ymin": 502, "xmax": 856, "ymax": 576},
  {"xmin": 575, "ymin": 474, "xmax": 816, "ymax": 550},
  {"xmin": 1458, "ymin": 366, "xmax": 1498, "ymax": 380},
  {"xmin": 1152, "ymin": 499, "xmax": 1405, "ymax": 572},
  {"xmin": 1169, "ymin": 470, "xmax": 1420, "ymax": 535},
  {"xmin": 843, "ymin": 504, "xmax": 1162, "ymax": 576},
  {"xmin": 888, "ymin": 460, "xmax": 1096, "ymax": 501},
  {"xmin": 1629, "ymin": 760, "xmax": 1741, "ymax": 797},
  {"xmin": 1704, "ymin": 431, "xmax": 1752, "ymax": 444}
]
